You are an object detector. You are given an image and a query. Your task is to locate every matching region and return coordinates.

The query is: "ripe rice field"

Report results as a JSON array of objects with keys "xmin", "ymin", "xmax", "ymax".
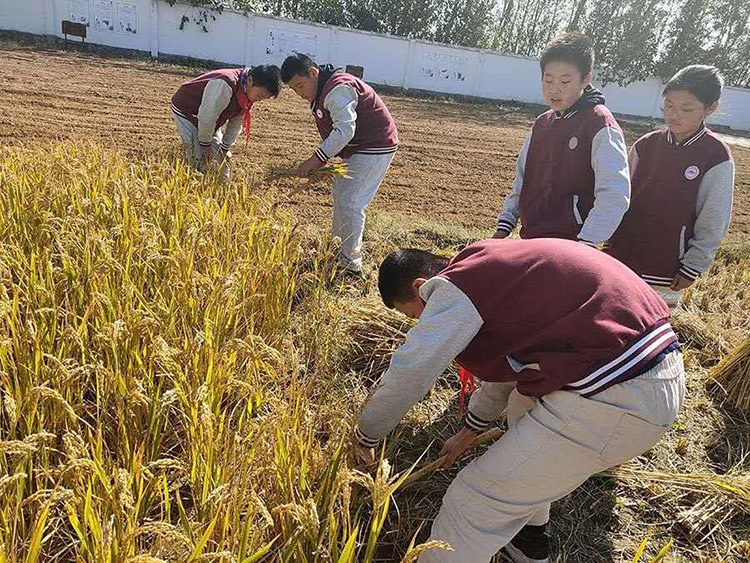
[{"xmin": 0, "ymin": 32, "xmax": 749, "ymax": 563}]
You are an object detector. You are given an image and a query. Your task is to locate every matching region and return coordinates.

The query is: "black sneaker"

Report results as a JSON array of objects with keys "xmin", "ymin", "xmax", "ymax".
[{"xmin": 501, "ymin": 524, "xmax": 550, "ymax": 563}]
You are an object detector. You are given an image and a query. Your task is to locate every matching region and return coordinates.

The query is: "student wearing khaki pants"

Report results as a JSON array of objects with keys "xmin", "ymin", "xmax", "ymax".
[{"xmin": 352, "ymin": 238, "xmax": 686, "ymax": 563}]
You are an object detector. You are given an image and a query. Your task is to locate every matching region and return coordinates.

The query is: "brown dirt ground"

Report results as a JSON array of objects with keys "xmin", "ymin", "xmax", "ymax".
[{"xmin": 1, "ymin": 32, "xmax": 748, "ymax": 240}]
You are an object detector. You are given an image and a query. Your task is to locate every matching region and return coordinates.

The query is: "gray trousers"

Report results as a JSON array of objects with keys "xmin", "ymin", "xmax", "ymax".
[
  {"xmin": 171, "ymin": 111, "xmax": 231, "ymax": 182},
  {"xmin": 332, "ymin": 152, "xmax": 395, "ymax": 272}
]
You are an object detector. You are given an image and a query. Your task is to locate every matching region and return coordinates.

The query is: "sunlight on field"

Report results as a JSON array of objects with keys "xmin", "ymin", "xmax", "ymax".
[{"xmin": 0, "ymin": 143, "xmax": 749, "ymax": 562}]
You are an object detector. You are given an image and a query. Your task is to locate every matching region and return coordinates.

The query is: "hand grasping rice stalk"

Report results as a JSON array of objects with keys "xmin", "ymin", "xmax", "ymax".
[{"xmin": 266, "ymin": 162, "xmax": 351, "ymax": 207}]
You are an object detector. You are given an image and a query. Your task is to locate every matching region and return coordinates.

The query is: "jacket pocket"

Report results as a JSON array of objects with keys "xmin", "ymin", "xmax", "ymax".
[
  {"xmin": 679, "ymin": 226, "xmax": 686, "ymax": 259},
  {"xmin": 572, "ymin": 195, "xmax": 584, "ymax": 225},
  {"xmin": 506, "ymin": 355, "xmax": 541, "ymax": 373}
]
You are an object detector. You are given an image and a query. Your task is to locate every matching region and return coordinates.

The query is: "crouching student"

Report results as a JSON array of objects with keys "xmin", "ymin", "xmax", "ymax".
[
  {"xmin": 170, "ymin": 65, "xmax": 281, "ymax": 182},
  {"xmin": 353, "ymin": 239, "xmax": 685, "ymax": 563},
  {"xmin": 281, "ymin": 54, "xmax": 399, "ymax": 275},
  {"xmin": 607, "ymin": 65, "xmax": 734, "ymax": 309},
  {"xmin": 493, "ymin": 33, "xmax": 630, "ymax": 246}
]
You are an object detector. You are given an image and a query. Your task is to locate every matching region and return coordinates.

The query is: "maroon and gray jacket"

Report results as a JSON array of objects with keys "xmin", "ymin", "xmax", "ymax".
[
  {"xmin": 496, "ymin": 88, "xmax": 631, "ymax": 245},
  {"xmin": 607, "ymin": 127, "xmax": 734, "ymax": 285},
  {"xmin": 355, "ymin": 238, "xmax": 678, "ymax": 446},
  {"xmin": 310, "ymin": 66, "xmax": 398, "ymax": 162},
  {"xmin": 171, "ymin": 68, "xmax": 248, "ymax": 149}
]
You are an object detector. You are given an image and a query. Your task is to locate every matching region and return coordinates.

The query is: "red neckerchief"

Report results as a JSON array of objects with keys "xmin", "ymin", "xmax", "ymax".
[
  {"xmin": 458, "ymin": 367, "xmax": 476, "ymax": 409},
  {"xmin": 236, "ymin": 86, "xmax": 253, "ymax": 146},
  {"xmin": 444, "ymin": 254, "xmax": 477, "ymax": 409}
]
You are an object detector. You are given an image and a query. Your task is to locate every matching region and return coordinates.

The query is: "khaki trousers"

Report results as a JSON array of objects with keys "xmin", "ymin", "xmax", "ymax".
[{"xmin": 418, "ymin": 351, "xmax": 686, "ymax": 563}]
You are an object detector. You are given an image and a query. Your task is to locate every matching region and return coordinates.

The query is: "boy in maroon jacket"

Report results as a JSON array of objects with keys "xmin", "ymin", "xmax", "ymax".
[
  {"xmin": 281, "ymin": 54, "xmax": 399, "ymax": 275},
  {"xmin": 354, "ymin": 239, "xmax": 685, "ymax": 563},
  {"xmin": 171, "ymin": 65, "xmax": 281, "ymax": 182},
  {"xmin": 494, "ymin": 33, "xmax": 630, "ymax": 247},
  {"xmin": 607, "ymin": 65, "xmax": 734, "ymax": 309}
]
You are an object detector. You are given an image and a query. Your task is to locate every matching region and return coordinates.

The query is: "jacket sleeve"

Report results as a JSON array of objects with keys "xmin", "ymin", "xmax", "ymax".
[
  {"xmin": 578, "ymin": 126, "xmax": 631, "ymax": 244},
  {"xmin": 355, "ymin": 278, "xmax": 483, "ymax": 446},
  {"xmin": 680, "ymin": 159, "xmax": 735, "ymax": 280},
  {"xmin": 496, "ymin": 132, "xmax": 532, "ymax": 234},
  {"xmin": 315, "ymin": 84, "xmax": 358, "ymax": 162},
  {"xmin": 197, "ymin": 79, "xmax": 233, "ymax": 146},
  {"xmin": 221, "ymin": 114, "xmax": 244, "ymax": 150},
  {"xmin": 464, "ymin": 381, "xmax": 516, "ymax": 432}
]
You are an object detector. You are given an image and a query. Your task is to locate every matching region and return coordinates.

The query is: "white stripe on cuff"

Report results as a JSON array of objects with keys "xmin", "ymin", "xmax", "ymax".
[
  {"xmin": 354, "ymin": 425, "xmax": 379, "ymax": 448},
  {"xmin": 465, "ymin": 410, "xmax": 491, "ymax": 432},
  {"xmin": 679, "ymin": 265, "xmax": 700, "ymax": 280}
]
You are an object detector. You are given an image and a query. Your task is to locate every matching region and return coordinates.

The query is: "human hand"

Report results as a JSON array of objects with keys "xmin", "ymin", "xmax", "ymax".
[
  {"xmin": 353, "ymin": 444, "xmax": 376, "ymax": 471},
  {"xmin": 438, "ymin": 427, "xmax": 478, "ymax": 468},
  {"xmin": 296, "ymin": 156, "xmax": 325, "ymax": 179},
  {"xmin": 670, "ymin": 273, "xmax": 694, "ymax": 291}
]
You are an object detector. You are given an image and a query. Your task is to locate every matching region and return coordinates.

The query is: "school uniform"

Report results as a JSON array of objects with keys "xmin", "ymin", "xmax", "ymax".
[
  {"xmin": 171, "ymin": 68, "xmax": 253, "ymax": 182},
  {"xmin": 311, "ymin": 67, "xmax": 399, "ymax": 272},
  {"xmin": 496, "ymin": 87, "xmax": 630, "ymax": 245},
  {"xmin": 607, "ymin": 126, "xmax": 734, "ymax": 308},
  {"xmin": 355, "ymin": 238, "xmax": 685, "ymax": 563}
]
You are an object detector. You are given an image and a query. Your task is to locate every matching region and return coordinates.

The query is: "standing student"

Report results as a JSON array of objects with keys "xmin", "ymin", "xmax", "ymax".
[
  {"xmin": 281, "ymin": 54, "xmax": 399, "ymax": 275},
  {"xmin": 171, "ymin": 65, "xmax": 281, "ymax": 182},
  {"xmin": 607, "ymin": 65, "xmax": 734, "ymax": 309},
  {"xmin": 494, "ymin": 33, "xmax": 630, "ymax": 246},
  {"xmin": 353, "ymin": 239, "xmax": 684, "ymax": 563}
]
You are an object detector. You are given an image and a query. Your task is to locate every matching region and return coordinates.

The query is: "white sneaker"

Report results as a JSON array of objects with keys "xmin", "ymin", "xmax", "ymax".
[{"xmin": 503, "ymin": 542, "xmax": 550, "ymax": 563}]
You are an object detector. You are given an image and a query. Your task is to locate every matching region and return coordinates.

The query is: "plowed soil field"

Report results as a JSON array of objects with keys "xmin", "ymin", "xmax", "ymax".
[{"xmin": 1, "ymin": 33, "xmax": 748, "ymax": 237}]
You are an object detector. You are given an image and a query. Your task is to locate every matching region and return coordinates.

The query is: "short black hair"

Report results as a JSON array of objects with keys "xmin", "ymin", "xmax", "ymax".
[
  {"xmin": 378, "ymin": 249, "xmax": 450, "ymax": 309},
  {"xmin": 540, "ymin": 33, "xmax": 594, "ymax": 78},
  {"xmin": 249, "ymin": 64, "xmax": 282, "ymax": 97},
  {"xmin": 663, "ymin": 65, "xmax": 723, "ymax": 107},
  {"xmin": 280, "ymin": 53, "xmax": 318, "ymax": 83}
]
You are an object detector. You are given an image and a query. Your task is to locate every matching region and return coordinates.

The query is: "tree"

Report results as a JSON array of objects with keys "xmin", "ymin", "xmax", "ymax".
[
  {"xmin": 433, "ymin": 0, "xmax": 497, "ymax": 48},
  {"xmin": 583, "ymin": 0, "xmax": 672, "ymax": 85},
  {"xmin": 165, "ymin": 0, "xmax": 750, "ymax": 88}
]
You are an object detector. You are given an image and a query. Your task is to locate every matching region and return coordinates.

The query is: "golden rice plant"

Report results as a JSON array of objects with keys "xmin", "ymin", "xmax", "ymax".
[
  {"xmin": 631, "ymin": 537, "xmax": 673, "ymax": 563},
  {"xmin": 674, "ymin": 241, "xmax": 750, "ymax": 370},
  {"xmin": 265, "ymin": 162, "xmax": 351, "ymax": 185},
  {"xmin": 0, "ymin": 142, "xmax": 435, "ymax": 562}
]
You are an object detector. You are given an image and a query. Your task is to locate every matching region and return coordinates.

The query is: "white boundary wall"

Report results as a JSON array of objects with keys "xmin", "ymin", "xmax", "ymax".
[{"xmin": 3, "ymin": 0, "xmax": 750, "ymax": 130}]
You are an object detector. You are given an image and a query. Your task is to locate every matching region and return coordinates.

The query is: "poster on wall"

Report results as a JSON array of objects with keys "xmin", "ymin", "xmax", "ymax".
[
  {"xmin": 266, "ymin": 28, "xmax": 318, "ymax": 60},
  {"xmin": 117, "ymin": 3, "xmax": 137, "ymax": 34},
  {"xmin": 450, "ymin": 56, "xmax": 468, "ymax": 81},
  {"xmin": 420, "ymin": 52, "xmax": 436, "ymax": 78},
  {"xmin": 94, "ymin": 0, "xmax": 115, "ymax": 31},
  {"xmin": 69, "ymin": 0, "xmax": 90, "ymax": 25},
  {"xmin": 420, "ymin": 51, "xmax": 468, "ymax": 82}
]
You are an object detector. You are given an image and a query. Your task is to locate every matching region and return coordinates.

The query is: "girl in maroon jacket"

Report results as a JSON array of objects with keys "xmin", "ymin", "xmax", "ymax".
[{"xmin": 607, "ymin": 65, "xmax": 735, "ymax": 309}]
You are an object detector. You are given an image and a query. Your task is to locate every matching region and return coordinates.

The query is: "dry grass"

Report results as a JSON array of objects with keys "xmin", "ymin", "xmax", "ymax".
[{"xmin": 708, "ymin": 336, "xmax": 750, "ymax": 413}]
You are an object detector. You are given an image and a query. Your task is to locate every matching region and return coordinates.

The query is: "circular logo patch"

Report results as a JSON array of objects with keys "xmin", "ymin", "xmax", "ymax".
[
  {"xmin": 315, "ymin": 109, "xmax": 324, "ymax": 118},
  {"xmin": 568, "ymin": 136, "xmax": 579, "ymax": 150},
  {"xmin": 684, "ymin": 165, "xmax": 700, "ymax": 180}
]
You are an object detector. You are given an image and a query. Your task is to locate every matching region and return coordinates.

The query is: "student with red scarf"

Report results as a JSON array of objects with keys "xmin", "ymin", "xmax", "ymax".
[{"xmin": 171, "ymin": 65, "xmax": 281, "ymax": 182}]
